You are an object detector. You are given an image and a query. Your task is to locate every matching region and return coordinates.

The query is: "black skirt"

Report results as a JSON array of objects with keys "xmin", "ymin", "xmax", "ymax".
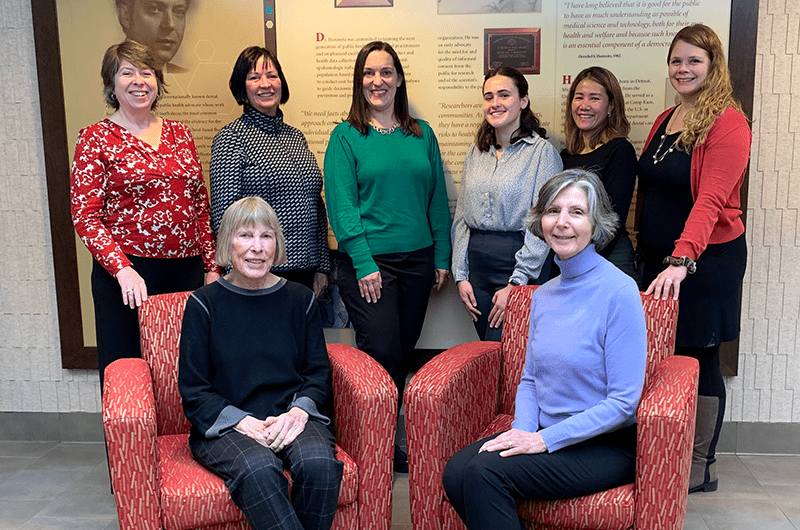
[{"xmin": 642, "ymin": 233, "xmax": 746, "ymax": 348}]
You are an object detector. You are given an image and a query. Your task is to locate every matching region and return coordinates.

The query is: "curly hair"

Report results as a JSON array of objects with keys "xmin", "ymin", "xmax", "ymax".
[
  {"xmin": 563, "ymin": 66, "xmax": 630, "ymax": 156},
  {"xmin": 345, "ymin": 41, "xmax": 421, "ymax": 137},
  {"xmin": 475, "ymin": 67, "xmax": 547, "ymax": 152},
  {"xmin": 668, "ymin": 24, "xmax": 746, "ymax": 152}
]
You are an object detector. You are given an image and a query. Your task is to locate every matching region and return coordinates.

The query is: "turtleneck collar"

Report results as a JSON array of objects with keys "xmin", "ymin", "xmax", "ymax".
[
  {"xmin": 554, "ymin": 244, "xmax": 602, "ymax": 280},
  {"xmin": 243, "ymin": 105, "xmax": 284, "ymax": 133}
]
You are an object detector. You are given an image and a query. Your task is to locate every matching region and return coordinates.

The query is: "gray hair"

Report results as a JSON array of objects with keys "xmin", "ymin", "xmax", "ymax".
[
  {"xmin": 525, "ymin": 168, "xmax": 619, "ymax": 251},
  {"xmin": 215, "ymin": 197, "xmax": 287, "ymax": 268}
]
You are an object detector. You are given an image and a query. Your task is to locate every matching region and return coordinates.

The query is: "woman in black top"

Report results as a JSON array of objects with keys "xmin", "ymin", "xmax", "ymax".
[
  {"xmin": 179, "ymin": 197, "xmax": 342, "ymax": 530},
  {"xmin": 561, "ymin": 67, "xmax": 640, "ymax": 287}
]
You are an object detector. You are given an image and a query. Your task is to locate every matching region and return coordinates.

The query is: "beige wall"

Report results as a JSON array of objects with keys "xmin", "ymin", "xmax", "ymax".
[{"xmin": 0, "ymin": 0, "xmax": 796, "ymax": 422}]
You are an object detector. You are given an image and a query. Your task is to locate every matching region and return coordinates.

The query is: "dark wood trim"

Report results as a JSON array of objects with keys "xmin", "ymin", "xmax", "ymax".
[
  {"xmin": 31, "ymin": 0, "xmax": 97, "ymax": 369},
  {"xmin": 721, "ymin": 0, "xmax": 759, "ymax": 377}
]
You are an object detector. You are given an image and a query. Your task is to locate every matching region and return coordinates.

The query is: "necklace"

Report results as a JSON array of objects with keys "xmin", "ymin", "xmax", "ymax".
[
  {"xmin": 652, "ymin": 133, "xmax": 679, "ymax": 164},
  {"xmin": 370, "ymin": 119, "xmax": 398, "ymax": 135}
]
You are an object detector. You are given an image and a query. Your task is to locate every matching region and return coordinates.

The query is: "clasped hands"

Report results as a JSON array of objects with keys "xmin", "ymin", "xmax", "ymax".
[
  {"xmin": 234, "ymin": 407, "xmax": 309, "ymax": 452},
  {"xmin": 478, "ymin": 428, "xmax": 547, "ymax": 457}
]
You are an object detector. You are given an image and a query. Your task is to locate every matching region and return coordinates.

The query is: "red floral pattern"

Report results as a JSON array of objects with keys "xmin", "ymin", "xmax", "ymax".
[{"xmin": 70, "ymin": 119, "xmax": 218, "ymax": 275}]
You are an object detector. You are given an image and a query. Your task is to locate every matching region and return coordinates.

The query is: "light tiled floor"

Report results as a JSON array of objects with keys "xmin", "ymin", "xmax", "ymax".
[{"xmin": 0, "ymin": 441, "xmax": 796, "ymax": 530}]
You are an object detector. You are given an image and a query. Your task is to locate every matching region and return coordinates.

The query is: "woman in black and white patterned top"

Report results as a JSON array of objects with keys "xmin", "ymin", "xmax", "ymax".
[{"xmin": 210, "ymin": 46, "xmax": 330, "ymax": 295}]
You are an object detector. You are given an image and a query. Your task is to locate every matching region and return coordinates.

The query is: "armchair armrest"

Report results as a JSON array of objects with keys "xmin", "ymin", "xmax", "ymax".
[
  {"xmin": 635, "ymin": 355, "xmax": 699, "ymax": 530},
  {"xmin": 102, "ymin": 358, "xmax": 161, "ymax": 530},
  {"xmin": 405, "ymin": 341, "xmax": 503, "ymax": 530},
  {"xmin": 326, "ymin": 343, "xmax": 397, "ymax": 530}
]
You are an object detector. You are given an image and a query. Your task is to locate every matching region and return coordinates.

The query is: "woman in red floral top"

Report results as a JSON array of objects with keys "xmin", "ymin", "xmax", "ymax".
[{"xmin": 70, "ymin": 41, "xmax": 219, "ymax": 385}]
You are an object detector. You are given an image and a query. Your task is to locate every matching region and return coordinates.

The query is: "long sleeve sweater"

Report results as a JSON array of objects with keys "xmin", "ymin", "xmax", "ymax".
[
  {"xmin": 210, "ymin": 107, "xmax": 331, "ymax": 274},
  {"xmin": 512, "ymin": 244, "xmax": 646, "ymax": 452},
  {"xmin": 70, "ymin": 119, "xmax": 218, "ymax": 275},
  {"xmin": 324, "ymin": 120, "xmax": 452, "ymax": 278},
  {"xmin": 451, "ymin": 135, "xmax": 562, "ymax": 285},
  {"xmin": 179, "ymin": 278, "xmax": 331, "ymax": 439}
]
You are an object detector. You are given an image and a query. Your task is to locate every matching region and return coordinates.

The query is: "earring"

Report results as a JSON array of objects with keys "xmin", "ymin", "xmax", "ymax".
[{"xmin": 111, "ymin": 93, "xmax": 117, "ymax": 101}]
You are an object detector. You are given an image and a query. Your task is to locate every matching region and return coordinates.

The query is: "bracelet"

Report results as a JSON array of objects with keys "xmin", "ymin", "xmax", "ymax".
[{"xmin": 663, "ymin": 255, "xmax": 697, "ymax": 274}]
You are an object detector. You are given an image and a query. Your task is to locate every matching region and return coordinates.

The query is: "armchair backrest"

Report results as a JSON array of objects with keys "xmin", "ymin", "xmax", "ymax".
[
  {"xmin": 138, "ymin": 291, "xmax": 194, "ymax": 437},
  {"xmin": 498, "ymin": 286, "xmax": 679, "ymax": 417}
]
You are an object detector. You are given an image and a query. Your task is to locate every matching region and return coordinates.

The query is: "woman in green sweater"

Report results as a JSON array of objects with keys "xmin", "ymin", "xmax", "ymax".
[{"xmin": 324, "ymin": 41, "xmax": 451, "ymax": 472}]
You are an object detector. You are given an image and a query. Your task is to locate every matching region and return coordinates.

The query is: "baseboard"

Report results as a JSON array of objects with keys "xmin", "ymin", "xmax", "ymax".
[
  {"xmin": 717, "ymin": 421, "xmax": 800, "ymax": 455},
  {"xmin": 1, "ymin": 413, "xmax": 798, "ymax": 453},
  {"xmin": 0, "ymin": 412, "xmax": 104, "ymax": 442}
]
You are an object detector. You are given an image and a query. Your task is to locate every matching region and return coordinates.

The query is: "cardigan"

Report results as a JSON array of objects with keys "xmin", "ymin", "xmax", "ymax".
[
  {"xmin": 179, "ymin": 278, "xmax": 331, "ymax": 439},
  {"xmin": 70, "ymin": 118, "xmax": 218, "ymax": 275},
  {"xmin": 324, "ymin": 120, "xmax": 452, "ymax": 278},
  {"xmin": 210, "ymin": 106, "xmax": 331, "ymax": 274},
  {"xmin": 451, "ymin": 135, "xmax": 562, "ymax": 286},
  {"xmin": 561, "ymin": 137, "xmax": 637, "ymax": 259},
  {"xmin": 512, "ymin": 244, "xmax": 646, "ymax": 452},
  {"xmin": 642, "ymin": 106, "xmax": 751, "ymax": 261}
]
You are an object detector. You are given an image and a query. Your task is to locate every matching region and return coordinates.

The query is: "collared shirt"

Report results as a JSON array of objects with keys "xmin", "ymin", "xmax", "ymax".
[{"xmin": 451, "ymin": 134, "xmax": 562, "ymax": 285}]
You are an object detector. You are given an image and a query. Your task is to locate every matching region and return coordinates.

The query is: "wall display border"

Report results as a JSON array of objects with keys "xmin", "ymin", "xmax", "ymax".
[{"xmin": 31, "ymin": 0, "xmax": 758, "ymax": 372}]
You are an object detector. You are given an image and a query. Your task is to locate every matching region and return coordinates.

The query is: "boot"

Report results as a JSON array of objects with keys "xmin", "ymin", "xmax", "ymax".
[{"xmin": 689, "ymin": 395, "xmax": 719, "ymax": 493}]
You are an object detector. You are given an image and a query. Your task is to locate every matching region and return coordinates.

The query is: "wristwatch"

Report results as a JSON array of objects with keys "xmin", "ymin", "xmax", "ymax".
[{"xmin": 662, "ymin": 255, "xmax": 697, "ymax": 274}]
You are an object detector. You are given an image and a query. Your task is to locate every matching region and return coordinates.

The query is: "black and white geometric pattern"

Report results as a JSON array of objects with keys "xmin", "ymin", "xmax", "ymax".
[{"xmin": 210, "ymin": 106, "xmax": 331, "ymax": 273}]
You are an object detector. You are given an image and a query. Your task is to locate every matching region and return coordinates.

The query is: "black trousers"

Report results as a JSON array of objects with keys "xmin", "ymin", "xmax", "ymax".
[
  {"xmin": 91, "ymin": 254, "xmax": 204, "ymax": 386},
  {"xmin": 443, "ymin": 425, "xmax": 637, "ymax": 530},
  {"xmin": 335, "ymin": 247, "xmax": 435, "ymax": 397},
  {"xmin": 467, "ymin": 230, "xmax": 553, "ymax": 341}
]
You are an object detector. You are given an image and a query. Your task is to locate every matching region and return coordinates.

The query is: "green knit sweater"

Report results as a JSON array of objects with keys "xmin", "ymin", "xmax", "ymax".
[{"xmin": 324, "ymin": 120, "xmax": 452, "ymax": 278}]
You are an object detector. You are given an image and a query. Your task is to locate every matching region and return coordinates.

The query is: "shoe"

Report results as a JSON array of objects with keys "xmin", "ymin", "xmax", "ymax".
[
  {"xmin": 394, "ymin": 445, "xmax": 408, "ymax": 474},
  {"xmin": 689, "ymin": 396, "xmax": 720, "ymax": 494}
]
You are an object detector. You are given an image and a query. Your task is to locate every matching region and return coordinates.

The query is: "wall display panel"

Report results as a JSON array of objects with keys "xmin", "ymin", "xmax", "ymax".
[
  {"xmin": 274, "ymin": 0, "xmax": 732, "ymax": 350},
  {"xmin": 34, "ymin": 0, "xmax": 754, "ymax": 371}
]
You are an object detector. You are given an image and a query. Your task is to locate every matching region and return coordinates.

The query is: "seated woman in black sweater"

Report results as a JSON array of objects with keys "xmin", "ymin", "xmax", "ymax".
[{"xmin": 179, "ymin": 196, "xmax": 342, "ymax": 530}]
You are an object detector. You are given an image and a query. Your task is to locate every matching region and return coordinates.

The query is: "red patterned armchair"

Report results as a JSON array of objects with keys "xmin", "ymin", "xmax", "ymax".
[
  {"xmin": 102, "ymin": 291, "xmax": 397, "ymax": 530},
  {"xmin": 405, "ymin": 285, "xmax": 699, "ymax": 530}
]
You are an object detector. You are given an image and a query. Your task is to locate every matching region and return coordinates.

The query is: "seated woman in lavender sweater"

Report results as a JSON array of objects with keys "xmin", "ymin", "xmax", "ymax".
[{"xmin": 442, "ymin": 169, "xmax": 647, "ymax": 530}]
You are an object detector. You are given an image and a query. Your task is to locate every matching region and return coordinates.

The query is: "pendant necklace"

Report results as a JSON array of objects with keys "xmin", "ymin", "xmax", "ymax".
[
  {"xmin": 652, "ymin": 133, "xmax": 678, "ymax": 164},
  {"xmin": 652, "ymin": 107, "xmax": 682, "ymax": 164}
]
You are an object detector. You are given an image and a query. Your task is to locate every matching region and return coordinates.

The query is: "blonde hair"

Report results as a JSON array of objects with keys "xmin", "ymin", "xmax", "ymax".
[
  {"xmin": 215, "ymin": 197, "xmax": 287, "ymax": 268},
  {"xmin": 668, "ymin": 24, "xmax": 746, "ymax": 152}
]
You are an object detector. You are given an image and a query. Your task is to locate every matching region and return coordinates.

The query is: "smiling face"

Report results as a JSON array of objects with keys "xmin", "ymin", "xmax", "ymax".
[
  {"xmin": 482, "ymin": 75, "xmax": 529, "ymax": 137},
  {"xmin": 668, "ymin": 40, "xmax": 710, "ymax": 104},
  {"xmin": 228, "ymin": 223, "xmax": 277, "ymax": 289},
  {"xmin": 114, "ymin": 59, "xmax": 158, "ymax": 112},
  {"xmin": 570, "ymin": 78, "xmax": 612, "ymax": 140},
  {"xmin": 118, "ymin": 0, "xmax": 188, "ymax": 67},
  {"xmin": 245, "ymin": 56, "xmax": 282, "ymax": 116},
  {"xmin": 542, "ymin": 184, "xmax": 594, "ymax": 261},
  {"xmin": 362, "ymin": 50, "xmax": 402, "ymax": 115}
]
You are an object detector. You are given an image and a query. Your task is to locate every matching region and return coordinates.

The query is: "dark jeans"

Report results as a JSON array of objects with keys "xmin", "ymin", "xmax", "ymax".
[
  {"xmin": 443, "ymin": 425, "xmax": 637, "ymax": 530},
  {"xmin": 91, "ymin": 254, "xmax": 204, "ymax": 386},
  {"xmin": 190, "ymin": 420, "xmax": 343, "ymax": 530},
  {"xmin": 335, "ymin": 247, "xmax": 435, "ymax": 397}
]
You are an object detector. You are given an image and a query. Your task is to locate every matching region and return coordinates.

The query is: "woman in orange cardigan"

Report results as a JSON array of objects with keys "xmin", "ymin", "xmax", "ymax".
[{"xmin": 637, "ymin": 24, "xmax": 751, "ymax": 494}]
